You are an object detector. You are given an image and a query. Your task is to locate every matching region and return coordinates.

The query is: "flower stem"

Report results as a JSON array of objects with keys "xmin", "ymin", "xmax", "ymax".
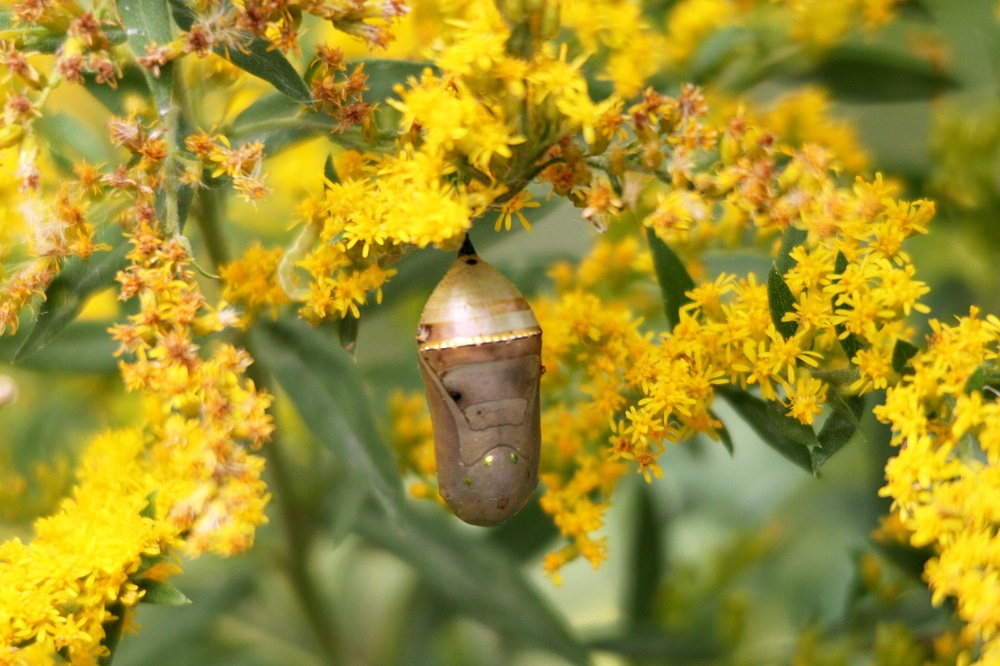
[{"xmin": 191, "ymin": 176, "xmax": 342, "ymax": 665}]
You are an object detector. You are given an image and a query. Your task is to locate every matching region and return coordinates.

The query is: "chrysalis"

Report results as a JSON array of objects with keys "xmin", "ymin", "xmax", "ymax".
[{"xmin": 416, "ymin": 237, "xmax": 542, "ymax": 526}]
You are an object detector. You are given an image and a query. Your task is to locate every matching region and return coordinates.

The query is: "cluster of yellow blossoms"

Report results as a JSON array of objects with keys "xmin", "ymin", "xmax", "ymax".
[
  {"xmin": 877, "ymin": 309, "xmax": 1000, "ymax": 663},
  {"xmin": 0, "ymin": 196, "xmax": 274, "ymax": 663}
]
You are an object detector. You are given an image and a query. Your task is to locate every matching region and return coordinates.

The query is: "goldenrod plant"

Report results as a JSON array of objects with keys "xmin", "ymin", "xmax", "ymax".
[{"xmin": 1, "ymin": 0, "xmax": 999, "ymax": 664}]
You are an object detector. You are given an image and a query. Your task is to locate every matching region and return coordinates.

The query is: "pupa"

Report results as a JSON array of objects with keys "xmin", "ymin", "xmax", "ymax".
[{"xmin": 416, "ymin": 237, "xmax": 541, "ymax": 526}]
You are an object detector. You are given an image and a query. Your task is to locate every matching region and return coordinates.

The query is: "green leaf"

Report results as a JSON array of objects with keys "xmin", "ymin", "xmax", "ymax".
[
  {"xmin": 712, "ymin": 412, "xmax": 735, "ymax": 456},
  {"xmin": 646, "ymin": 227, "xmax": 695, "ymax": 330},
  {"xmin": 718, "ymin": 387, "xmax": 815, "ymax": 474},
  {"xmin": 325, "ymin": 473, "xmax": 371, "ymax": 544},
  {"xmin": 688, "ymin": 26, "xmax": 750, "ymax": 82},
  {"xmin": 775, "ymin": 226, "xmax": 807, "ymax": 275},
  {"xmin": 140, "ymin": 492, "xmax": 157, "ymax": 520},
  {"xmin": 13, "ymin": 218, "xmax": 129, "ymax": 363},
  {"xmin": 83, "ymin": 64, "xmax": 154, "ymax": 116},
  {"xmin": 891, "ymin": 339, "xmax": 919, "ymax": 374},
  {"xmin": 119, "ymin": 0, "xmax": 175, "ymax": 112},
  {"xmin": 355, "ymin": 502, "xmax": 588, "ymax": 665},
  {"xmin": 230, "ymin": 93, "xmax": 327, "ymax": 153},
  {"xmin": 359, "ymin": 58, "xmax": 435, "ymax": 105},
  {"xmin": 767, "ymin": 263, "xmax": 798, "ymax": 340},
  {"xmin": 806, "ymin": 45, "xmax": 957, "ymax": 103},
  {"xmin": 0, "ymin": 321, "xmax": 118, "ymax": 374},
  {"xmin": 623, "ymin": 483, "xmax": 664, "ymax": 624},
  {"xmin": 812, "ymin": 394, "xmax": 864, "ymax": 471},
  {"xmin": 965, "ymin": 361, "xmax": 1000, "ymax": 397},
  {"xmin": 337, "ymin": 314, "xmax": 359, "ymax": 354},
  {"xmin": 964, "ymin": 364, "xmax": 987, "ymax": 394},
  {"xmin": 323, "ymin": 154, "xmax": 339, "ymax": 185},
  {"xmin": 169, "ymin": 0, "xmax": 312, "ymax": 106},
  {"xmin": 35, "ymin": 112, "xmax": 115, "ymax": 166},
  {"xmin": 249, "ymin": 318, "xmax": 404, "ymax": 522},
  {"xmin": 138, "ymin": 579, "xmax": 192, "ymax": 606}
]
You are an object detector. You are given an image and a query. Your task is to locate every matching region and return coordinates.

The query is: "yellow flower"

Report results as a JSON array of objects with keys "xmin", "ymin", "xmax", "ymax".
[{"xmin": 494, "ymin": 189, "xmax": 540, "ymax": 231}]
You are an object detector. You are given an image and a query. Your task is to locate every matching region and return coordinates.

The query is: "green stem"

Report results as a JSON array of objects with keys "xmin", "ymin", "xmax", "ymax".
[
  {"xmin": 243, "ymin": 354, "xmax": 344, "ymax": 666},
  {"xmin": 191, "ymin": 169, "xmax": 341, "ymax": 665}
]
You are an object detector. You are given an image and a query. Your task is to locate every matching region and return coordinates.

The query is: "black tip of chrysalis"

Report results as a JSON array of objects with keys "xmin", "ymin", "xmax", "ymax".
[{"xmin": 458, "ymin": 234, "xmax": 477, "ymax": 258}]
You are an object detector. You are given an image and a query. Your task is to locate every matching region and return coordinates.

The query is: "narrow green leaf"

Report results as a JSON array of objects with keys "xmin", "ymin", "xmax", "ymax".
[
  {"xmin": 356, "ymin": 502, "xmax": 589, "ymax": 665},
  {"xmin": 35, "ymin": 112, "xmax": 115, "ymax": 166},
  {"xmin": 169, "ymin": 0, "xmax": 312, "ymax": 106},
  {"xmin": 323, "ymin": 154, "xmax": 339, "ymax": 186},
  {"xmin": 964, "ymin": 364, "xmax": 986, "ymax": 394},
  {"xmin": 83, "ymin": 64, "xmax": 153, "ymax": 116},
  {"xmin": 325, "ymin": 473, "xmax": 370, "ymax": 544},
  {"xmin": 891, "ymin": 339, "xmax": 919, "ymax": 374},
  {"xmin": 337, "ymin": 314, "xmax": 359, "ymax": 354},
  {"xmin": 176, "ymin": 182, "xmax": 195, "ymax": 231},
  {"xmin": 719, "ymin": 387, "xmax": 814, "ymax": 474},
  {"xmin": 812, "ymin": 394, "xmax": 864, "ymax": 472},
  {"xmin": 14, "ymin": 219, "xmax": 129, "ymax": 363},
  {"xmin": 806, "ymin": 45, "xmax": 957, "ymax": 103},
  {"xmin": 20, "ymin": 322, "xmax": 118, "ymax": 373},
  {"xmin": 119, "ymin": 0, "xmax": 175, "ymax": 112},
  {"xmin": 688, "ymin": 26, "xmax": 749, "ymax": 82},
  {"xmin": 712, "ymin": 413, "xmax": 734, "ymax": 456},
  {"xmin": 623, "ymin": 483, "xmax": 664, "ymax": 624},
  {"xmin": 140, "ymin": 492, "xmax": 157, "ymax": 520},
  {"xmin": 646, "ymin": 227, "xmax": 695, "ymax": 330},
  {"xmin": 767, "ymin": 263, "xmax": 798, "ymax": 340},
  {"xmin": 0, "ymin": 321, "xmax": 118, "ymax": 373},
  {"xmin": 230, "ymin": 93, "xmax": 336, "ymax": 154},
  {"xmin": 138, "ymin": 579, "xmax": 192, "ymax": 606},
  {"xmin": 249, "ymin": 318, "xmax": 404, "ymax": 521},
  {"xmin": 775, "ymin": 226, "xmax": 807, "ymax": 275}
]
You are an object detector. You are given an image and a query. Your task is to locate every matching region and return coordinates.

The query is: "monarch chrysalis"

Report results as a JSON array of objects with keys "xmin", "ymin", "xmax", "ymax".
[{"xmin": 416, "ymin": 237, "xmax": 541, "ymax": 526}]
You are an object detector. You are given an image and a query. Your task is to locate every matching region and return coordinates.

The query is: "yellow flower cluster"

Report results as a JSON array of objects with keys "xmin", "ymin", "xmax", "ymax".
[
  {"xmin": 876, "ymin": 309, "xmax": 1000, "ymax": 665},
  {"xmin": 777, "ymin": 0, "xmax": 901, "ymax": 44},
  {"xmin": 531, "ymin": 91, "xmax": 933, "ymax": 578},
  {"xmin": 0, "ymin": 429, "xmax": 177, "ymax": 664},
  {"xmin": 184, "ymin": 130, "xmax": 269, "ymax": 204},
  {"xmin": 110, "ymin": 220, "xmax": 273, "ymax": 557},
  {"xmin": 0, "ymin": 170, "xmax": 107, "ymax": 335},
  {"xmin": 287, "ymin": 0, "xmax": 618, "ymax": 328},
  {"xmin": 136, "ymin": 0, "xmax": 409, "ymax": 73},
  {"xmin": 388, "ymin": 391, "xmax": 439, "ymax": 501},
  {"xmin": 0, "ymin": 104, "xmax": 273, "ymax": 660},
  {"xmin": 219, "ymin": 242, "xmax": 291, "ymax": 321},
  {"xmin": 560, "ymin": 0, "xmax": 901, "ymax": 97},
  {"xmin": 560, "ymin": 0, "xmax": 669, "ymax": 97}
]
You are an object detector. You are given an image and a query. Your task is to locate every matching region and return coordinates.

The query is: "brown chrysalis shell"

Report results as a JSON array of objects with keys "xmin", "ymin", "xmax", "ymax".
[{"xmin": 417, "ymin": 239, "xmax": 541, "ymax": 526}]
